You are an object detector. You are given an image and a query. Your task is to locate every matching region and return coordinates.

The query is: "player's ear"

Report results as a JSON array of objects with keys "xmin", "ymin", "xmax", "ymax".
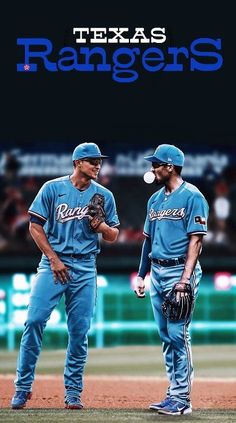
[
  {"xmin": 73, "ymin": 160, "xmax": 80, "ymax": 169},
  {"xmin": 75, "ymin": 159, "xmax": 82, "ymax": 168}
]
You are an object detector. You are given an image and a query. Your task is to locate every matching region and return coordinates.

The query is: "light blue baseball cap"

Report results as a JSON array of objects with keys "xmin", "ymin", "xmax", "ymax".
[
  {"xmin": 144, "ymin": 144, "xmax": 185, "ymax": 167},
  {"xmin": 72, "ymin": 142, "xmax": 109, "ymax": 160}
]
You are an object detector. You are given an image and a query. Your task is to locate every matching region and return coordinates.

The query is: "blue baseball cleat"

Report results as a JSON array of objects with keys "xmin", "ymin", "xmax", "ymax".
[
  {"xmin": 11, "ymin": 391, "xmax": 32, "ymax": 409},
  {"xmin": 149, "ymin": 397, "xmax": 171, "ymax": 410},
  {"xmin": 158, "ymin": 399, "xmax": 192, "ymax": 415},
  {"xmin": 65, "ymin": 394, "xmax": 83, "ymax": 409}
]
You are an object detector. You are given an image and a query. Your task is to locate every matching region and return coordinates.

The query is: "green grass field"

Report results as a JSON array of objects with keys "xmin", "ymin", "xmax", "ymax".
[
  {"xmin": 1, "ymin": 345, "xmax": 236, "ymax": 377},
  {"xmin": 1, "ymin": 409, "xmax": 236, "ymax": 423},
  {"xmin": 1, "ymin": 345, "xmax": 236, "ymax": 422}
]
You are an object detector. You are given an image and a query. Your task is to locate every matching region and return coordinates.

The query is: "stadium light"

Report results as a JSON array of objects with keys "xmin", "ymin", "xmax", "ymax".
[
  {"xmin": 12, "ymin": 274, "xmax": 31, "ymax": 290},
  {"xmin": 214, "ymin": 272, "xmax": 232, "ymax": 290}
]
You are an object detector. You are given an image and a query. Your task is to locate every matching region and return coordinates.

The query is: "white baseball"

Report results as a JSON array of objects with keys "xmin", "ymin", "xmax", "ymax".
[{"xmin": 143, "ymin": 171, "xmax": 155, "ymax": 184}]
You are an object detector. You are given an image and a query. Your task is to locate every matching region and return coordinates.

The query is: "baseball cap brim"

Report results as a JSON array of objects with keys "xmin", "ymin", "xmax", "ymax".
[
  {"xmin": 143, "ymin": 155, "xmax": 166, "ymax": 163},
  {"xmin": 74, "ymin": 154, "xmax": 109, "ymax": 159},
  {"xmin": 85, "ymin": 154, "xmax": 109, "ymax": 159}
]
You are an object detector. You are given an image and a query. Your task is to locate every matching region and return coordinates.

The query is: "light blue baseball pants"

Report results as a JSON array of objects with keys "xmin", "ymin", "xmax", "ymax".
[
  {"xmin": 149, "ymin": 261, "xmax": 202, "ymax": 404},
  {"xmin": 14, "ymin": 254, "xmax": 97, "ymax": 397}
]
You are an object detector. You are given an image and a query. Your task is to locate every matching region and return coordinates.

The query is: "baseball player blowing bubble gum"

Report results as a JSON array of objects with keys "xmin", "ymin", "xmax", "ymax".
[
  {"xmin": 11, "ymin": 142, "xmax": 120, "ymax": 410},
  {"xmin": 135, "ymin": 144, "xmax": 209, "ymax": 416}
]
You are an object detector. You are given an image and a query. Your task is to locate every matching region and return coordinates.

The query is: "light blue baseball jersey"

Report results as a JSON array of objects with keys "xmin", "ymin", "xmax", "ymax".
[
  {"xmin": 144, "ymin": 181, "xmax": 209, "ymax": 259},
  {"xmin": 28, "ymin": 176, "xmax": 120, "ymax": 255}
]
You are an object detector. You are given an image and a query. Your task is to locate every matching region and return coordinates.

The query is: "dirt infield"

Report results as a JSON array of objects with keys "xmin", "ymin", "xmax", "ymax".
[{"xmin": 1, "ymin": 375, "xmax": 236, "ymax": 409}]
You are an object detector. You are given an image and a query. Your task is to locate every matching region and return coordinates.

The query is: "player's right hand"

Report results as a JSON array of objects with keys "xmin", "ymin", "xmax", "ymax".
[
  {"xmin": 134, "ymin": 276, "xmax": 146, "ymax": 298},
  {"xmin": 49, "ymin": 257, "xmax": 71, "ymax": 284}
]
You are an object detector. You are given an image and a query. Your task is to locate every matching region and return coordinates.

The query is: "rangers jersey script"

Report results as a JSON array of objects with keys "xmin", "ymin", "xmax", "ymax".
[
  {"xmin": 29, "ymin": 176, "xmax": 120, "ymax": 255},
  {"xmin": 144, "ymin": 181, "xmax": 209, "ymax": 259}
]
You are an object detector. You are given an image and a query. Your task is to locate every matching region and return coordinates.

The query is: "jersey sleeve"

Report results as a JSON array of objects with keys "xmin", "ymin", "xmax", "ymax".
[
  {"xmin": 143, "ymin": 199, "xmax": 151, "ymax": 237},
  {"xmin": 28, "ymin": 182, "xmax": 52, "ymax": 223},
  {"xmin": 186, "ymin": 193, "xmax": 209, "ymax": 235},
  {"xmin": 138, "ymin": 237, "xmax": 151, "ymax": 278},
  {"xmin": 104, "ymin": 192, "xmax": 120, "ymax": 227}
]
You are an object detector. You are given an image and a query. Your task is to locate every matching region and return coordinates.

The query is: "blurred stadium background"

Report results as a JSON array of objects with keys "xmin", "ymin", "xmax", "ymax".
[{"xmin": 1, "ymin": 141, "xmax": 236, "ymax": 350}]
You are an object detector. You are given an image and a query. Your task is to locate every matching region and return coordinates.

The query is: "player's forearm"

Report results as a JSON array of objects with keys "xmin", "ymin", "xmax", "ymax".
[
  {"xmin": 138, "ymin": 237, "xmax": 151, "ymax": 279},
  {"xmin": 181, "ymin": 234, "xmax": 203, "ymax": 282},
  {"xmin": 29, "ymin": 222, "xmax": 58, "ymax": 260},
  {"xmin": 97, "ymin": 223, "xmax": 119, "ymax": 242}
]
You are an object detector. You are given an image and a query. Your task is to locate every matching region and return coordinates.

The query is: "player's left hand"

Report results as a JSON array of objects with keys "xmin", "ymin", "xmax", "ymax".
[
  {"xmin": 162, "ymin": 282, "xmax": 193, "ymax": 320},
  {"xmin": 134, "ymin": 276, "xmax": 146, "ymax": 298},
  {"xmin": 175, "ymin": 280, "xmax": 191, "ymax": 302}
]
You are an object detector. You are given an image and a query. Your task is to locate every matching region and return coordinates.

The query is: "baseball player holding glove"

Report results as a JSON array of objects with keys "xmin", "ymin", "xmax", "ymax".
[
  {"xmin": 11, "ymin": 142, "xmax": 120, "ymax": 410},
  {"xmin": 134, "ymin": 144, "xmax": 208, "ymax": 416}
]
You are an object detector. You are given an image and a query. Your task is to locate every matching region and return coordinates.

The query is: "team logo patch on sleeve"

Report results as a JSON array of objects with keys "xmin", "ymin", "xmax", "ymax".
[{"xmin": 194, "ymin": 215, "xmax": 206, "ymax": 225}]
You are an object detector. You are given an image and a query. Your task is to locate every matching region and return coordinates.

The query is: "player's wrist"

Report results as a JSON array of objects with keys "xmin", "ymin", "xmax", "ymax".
[
  {"xmin": 97, "ymin": 221, "xmax": 106, "ymax": 230},
  {"xmin": 48, "ymin": 253, "xmax": 58, "ymax": 262},
  {"xmin": 180, "ymin": 277, "xmax": 191, "ymax": 284},
  {"xmin": 137, "ymin": 275, "xmax": 144, "ymax": 280}
]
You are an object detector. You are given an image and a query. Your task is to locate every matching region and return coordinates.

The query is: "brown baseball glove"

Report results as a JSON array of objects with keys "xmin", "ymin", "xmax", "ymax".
[
  {"xmin": 87, "ymin": 193, "xmax": 105, "ymax": 230},
  {"xmin": 162, "ymin": 282, "xmax": 193, "ymax": 321}
]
